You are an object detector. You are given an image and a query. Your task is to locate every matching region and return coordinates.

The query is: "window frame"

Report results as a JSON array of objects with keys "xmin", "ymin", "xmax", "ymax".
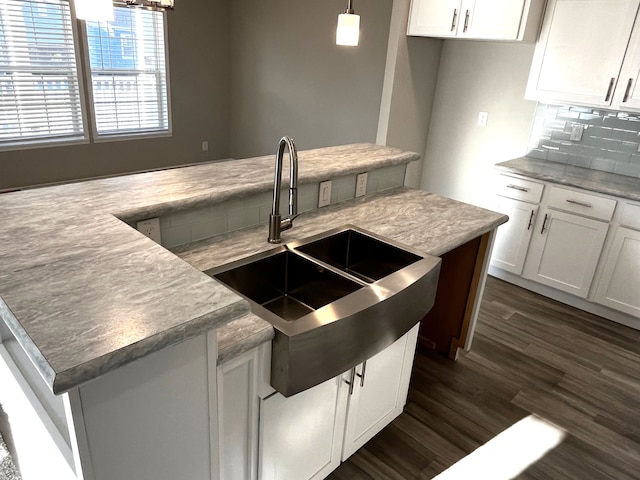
[
  {"xmin": 79, "ymin": 4, "xmax": 173, "ymax": 143},
  {"xmin": 0, "ymin": 0, "xmax": 173, "ymax": 152},
  {"xmin": 0, "ymin": 0, "xmax": 90, "ymax": 152}
]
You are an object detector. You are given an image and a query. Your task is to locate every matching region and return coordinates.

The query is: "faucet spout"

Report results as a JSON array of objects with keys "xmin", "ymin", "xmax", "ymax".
[{"xmin": 268, "ymin": 136, "xmax": 298, "ymax": 243}]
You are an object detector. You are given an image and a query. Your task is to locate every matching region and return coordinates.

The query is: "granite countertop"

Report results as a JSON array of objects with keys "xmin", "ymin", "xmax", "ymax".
[
  {"xmin": 176, "ymin": 187, "xmax": 508, "ymax": 364},
  {"xmin": 0, "ymin": 143, "xmax": 420, "ymax": 394},
  {"xmin": 496, "ymin": 157, "xmax": 640, "ymax": 202}
]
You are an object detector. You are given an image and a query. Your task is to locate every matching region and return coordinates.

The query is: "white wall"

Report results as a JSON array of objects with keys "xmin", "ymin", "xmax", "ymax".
[
  {"xmin": 419, "ymin": 41, "xmax": 538, "ymax": 208},
  {"xmin": 229, "ymin": 0, "xmax": 393, "ymax": 158}
]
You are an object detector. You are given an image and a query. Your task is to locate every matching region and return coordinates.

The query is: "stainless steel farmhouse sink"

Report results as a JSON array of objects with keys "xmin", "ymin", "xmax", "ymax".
[
  {"xmin": 213, "ymin": 249, "xmax": 363, "ymax": 322},
  {"xmin": 205, "ymin": 225, "xmax": 441, "ymax": 397}
]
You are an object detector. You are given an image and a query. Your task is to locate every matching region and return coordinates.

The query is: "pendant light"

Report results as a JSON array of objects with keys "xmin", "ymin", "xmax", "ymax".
[
  {"xmin": 75, "ymin": 0, "xmax": 114, "ymax": 22},
  {"xmin": 336, "ymin": 0, "xmax": 360, "ymax": 47}
]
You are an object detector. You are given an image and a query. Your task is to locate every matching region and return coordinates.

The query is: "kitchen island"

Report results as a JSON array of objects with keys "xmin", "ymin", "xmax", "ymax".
[{"xmin": 0, "ymin": 144, "xmax": 506, "ymax": 480}]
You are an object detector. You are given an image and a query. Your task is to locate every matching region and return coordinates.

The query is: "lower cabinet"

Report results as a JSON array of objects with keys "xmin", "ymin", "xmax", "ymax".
[
  {"xmin": 594, "ymin": 226, "xmax": 640, "ymax": 317},
  {"xmin": 341, "ymin": 324, "xmax": 418, "ymax": 459},
  {"xmin": 522, "ymin": 208, "xmax": 609, "ymax": 298},
  {"xmin": 259, "ymin": 374, "xmax": 348, "ymax": 480},
  {"xmin": 492, "ymin": 197, "xmax": 538, "ymax": 275},
  {"xmin": 217, "ymin": 345, "xmax": 267, "ymax": 480},
  {"xmin": 253, "ymin": 323, "xmax": 420, "ymax": 480}
]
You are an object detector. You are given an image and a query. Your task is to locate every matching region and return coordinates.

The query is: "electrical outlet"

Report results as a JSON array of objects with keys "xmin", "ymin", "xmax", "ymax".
[
  {"xmin": 137, "ymin": 218, "xmax": 162, "ymax": 244},
  {"xmin": 570, "ymin": 125, "xmax": 584, "ymax": 141},
  {"xmin": 202, "ymin": 141, "xmax": 209, "ymax": 152},
  {"xmin": 478, "ymin": 111, "xmax": 489, "ymax": 127},
  {"xmin": 318, "ymin": 181, "xmax": 332, "ymax": 207},
  {"xmin": 355, "ymin": 172, "xmax": 367, "ymax": 197}
]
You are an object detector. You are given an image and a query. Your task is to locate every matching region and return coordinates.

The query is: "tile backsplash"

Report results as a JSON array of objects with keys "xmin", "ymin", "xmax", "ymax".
[{"xmin": 527, "ymin": 104, "xmax": 640, "ymax": 178}]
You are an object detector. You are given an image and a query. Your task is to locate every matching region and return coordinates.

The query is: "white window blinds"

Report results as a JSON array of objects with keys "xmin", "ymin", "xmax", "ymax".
[
  {"xmin": 86, "ymin": 5, "xmax": 170, "ymax": 136},
  {"xmin": 0, "ymin": 0, "xmax": 85, "ymax": 146}
]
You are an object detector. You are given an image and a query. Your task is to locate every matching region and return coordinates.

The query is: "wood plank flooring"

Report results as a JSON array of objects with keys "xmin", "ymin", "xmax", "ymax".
[{"xmin": 327, "ymin": 276, "xmax": 640, "ymax": 479}]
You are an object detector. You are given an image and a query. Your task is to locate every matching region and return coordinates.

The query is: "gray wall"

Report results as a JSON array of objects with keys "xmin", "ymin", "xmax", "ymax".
[
  {"xmin": 229, "ymin": 0, "xmax": 394, "ymax": 158},
  {"xmin": 420, "ymin": 41, "xmax": 538, "ymax": 209},
  {"xmin": 0, "ymin": 0, "xmax": 231, "ymax": 191},
  {"xmin": 376, "ymin": 0, "xmax": 442, "ymax": 187}
]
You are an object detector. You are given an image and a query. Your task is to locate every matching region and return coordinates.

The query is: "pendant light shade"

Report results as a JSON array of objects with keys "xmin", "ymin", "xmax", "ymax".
[
  {"xmin": 75, "ymin": 0, "xmax": 114, "ymax": 22},
  {"xmin": 336, "ymin": 0, "xmax": 360, "ymax": 47}
]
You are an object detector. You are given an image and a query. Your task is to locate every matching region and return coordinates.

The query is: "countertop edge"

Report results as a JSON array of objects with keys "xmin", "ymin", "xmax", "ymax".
[
  {"xmin": 496, "ymin": 157, "xmax": 640, "ymax": 202},
  {"xmin": 115, "ymin": 148, "xmax": 421, "ymax": 223},
  {"xmin": 52, "ymin": 299, "xmax": 251, "ymax": 393}
]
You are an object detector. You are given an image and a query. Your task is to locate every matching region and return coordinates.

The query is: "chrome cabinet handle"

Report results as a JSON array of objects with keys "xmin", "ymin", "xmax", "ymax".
[
  {"xmin": 527, "ymin": 210, "xmax": 535, "ymax": 230},
  {"xmin": 356, "ymin": 360, "xmax": 367, "ymax": 387},
  {"xmin": 506, "ymin": 184, "xmax": 529, "ymax": 192},
  {"xmin": 605, "ymin": 77, "xmax": 615, "ymax": 102},
  {"xmin": 623, "ymin": 78, "xmax": 633, "ymax": 102},
  {"xmin": 540, "ymin": 213, "xmax": 549, "ymax": 234},
  {"xmin": 566, "ymin": 199, "xmax": 592, "ymax": 208},
  {"xmin": 344, "ymin": 367, "xmax": 356, "ymax": 395},
  {"xmin": 451, "ymin": 8, "xmax": 458, "ymax": 31},
  {"xmin": 463, "ymin": 9, "xmax": 470, "ymax": 32}
]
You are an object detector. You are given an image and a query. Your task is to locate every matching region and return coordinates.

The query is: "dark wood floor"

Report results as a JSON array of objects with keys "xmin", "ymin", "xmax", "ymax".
[{"xmin": 328, "ymin": 276, "xmax": 640, "ymax": 479}]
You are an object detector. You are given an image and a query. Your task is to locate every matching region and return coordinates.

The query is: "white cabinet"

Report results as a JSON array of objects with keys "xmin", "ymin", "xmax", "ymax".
[
  {"xmin": 594, "ymin": 202, "xmax": 640, "ymax": 317},
  {"xmin": 526, "ymin": 0, "xmax": 640, "ymax": 108},
  {"xmin": 217, "ymin": 344, "xmax": 272, "ymax": 480},
  {"xmin": 258, "ymin": 324, "xmax": 419, "ymax": 480},
  {"xmin": 492, "ymin": 197, "xmax": 538, "ymax": 275},
  {"xmin": 491, "ymin": 174, "xmax": 544, "ymax": 275},
  {"xmin": 612, "ymin": 21, "xmax": 640, "ymax": 111},
  {"xmin": 407, "ymin": 0, "xmax": 545, "ymax": 41},
  {"xmin": 522, "ymin": 185, "xmax": 615, "ymax": 298},
  {"xmin": 407, "ymin": 0, "xmax": 463, "ymax": 37},
  {"xmin": 341, "ymin": 324, "xmax": 419, "ymax": 460},
  {"xmin": 490, "ymin": 172, "xmax": 640, "ymax": 325},
  {"xmin": 259, "ymin": 375, "xmax": 348, "ymax": 480},
  {"xmin": 522, "ymin": 208, "xmax": 609, "ymax": 298}
]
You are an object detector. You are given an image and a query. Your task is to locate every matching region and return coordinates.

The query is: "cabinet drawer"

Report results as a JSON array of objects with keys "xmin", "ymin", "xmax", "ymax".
[
  {"xmin": 547, "ymin": 186, "xmax": 617, "ymax": 221},
  {"xmin": 620, "ymin": 202, "xmax": 640, "ymax": 230},
  {"xmin": 496, "ymin": 175, "xmax": 544, "ymax": 203}
]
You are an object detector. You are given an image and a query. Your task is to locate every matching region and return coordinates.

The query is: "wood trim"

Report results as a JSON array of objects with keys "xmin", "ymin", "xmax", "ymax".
[
  {"xmin": 456, "ymin": 232, "xmax": 491, "ymax": 353},
  {"xmin": 418, "ymin": 231, "xmax": 494, "ymax": 360}
]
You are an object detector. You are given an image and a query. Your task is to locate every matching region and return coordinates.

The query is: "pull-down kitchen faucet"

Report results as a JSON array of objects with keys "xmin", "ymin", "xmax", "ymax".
[{"xmin": 268, "ymin": 136, "xmax": 298, "ymax": 243}]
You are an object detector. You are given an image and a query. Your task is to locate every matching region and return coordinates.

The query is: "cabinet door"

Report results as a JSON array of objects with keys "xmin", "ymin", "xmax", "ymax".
[
  {"xmin": 491, "ymin": 197, "xmax": 538, "ymax": 275},
  {"xmin": 523, "ymin": 209, "xmax": 608, "ymax": 298},
  {"xmin": 526, "ymin": 0, "xmax": 640, "ymax": 107},
  {"xmin": 407, "ymin": 0, "xmax": 463, "ymax": 37},
  {"xmin": 613, "ymin": 17, "xmax": 640, "ymax": 111},
  {"xmin": 341, "ymin": 324, "xmax": 419, "ymax": 460},
  {"xmin": 462, "ymin": 0, "xmax": 526, "ymax": 40},
  {"xmin": 259, "ymin": 375, "xmax": 348, "ymax": 480},
  {"xmin": 218, "ymin": 349, "xmax": 262, "ymax": 480},
  {"xmin": 594, "ymin": 227, "xmax": 640, "ymax": 317}
]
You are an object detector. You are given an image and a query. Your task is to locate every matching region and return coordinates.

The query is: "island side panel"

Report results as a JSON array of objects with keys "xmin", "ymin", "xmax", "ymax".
[
  {"xmin": 72, "ymin": 333, "xmax": 218, "ymax": 480},
  {"xmin": 418, "ymin": 231, "xmax": 493, "ymax": 358}
]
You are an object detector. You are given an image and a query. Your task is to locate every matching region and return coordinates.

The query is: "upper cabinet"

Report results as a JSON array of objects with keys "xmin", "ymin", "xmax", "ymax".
[
  {"xmin": 407, "ymin": 0, "xmax": 546, "ymax": 42},
  {"xmin": 526, "ymin": 0, "xmax": 640, "ymax": 110}
]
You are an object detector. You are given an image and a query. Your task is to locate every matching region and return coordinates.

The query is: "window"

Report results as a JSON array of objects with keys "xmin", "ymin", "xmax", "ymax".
[
  {"xmin": 0, "ymin": 0, "xmax": 85, "ymax": 147},
  {"xmin": 0, "ymin": 0, "xmax": 170, "ymax": 150},
  {"xmin": 85, "ymin": 4, "xmax": 170, "ymax": 137}
]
